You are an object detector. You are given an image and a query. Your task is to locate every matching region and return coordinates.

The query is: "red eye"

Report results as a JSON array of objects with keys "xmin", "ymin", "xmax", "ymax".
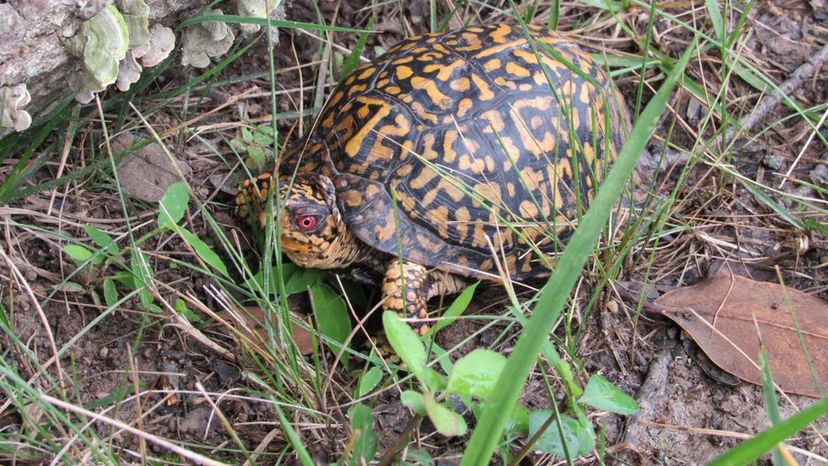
[{"xmin": 296, "ymin": 215, "xmax": 318, "ymax": 231}]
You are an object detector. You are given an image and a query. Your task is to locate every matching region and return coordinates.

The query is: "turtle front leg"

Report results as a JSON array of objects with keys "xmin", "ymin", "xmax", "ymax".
[{"xmin": 381, "ymin": 259, "xmax": 466, "ymax": 335}]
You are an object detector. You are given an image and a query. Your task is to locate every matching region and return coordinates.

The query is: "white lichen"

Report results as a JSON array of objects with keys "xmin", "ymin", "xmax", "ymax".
[
  {"xmin": 116, "ymin": 51, "xmax": 142, "ymax": 91},
  {"xmin": 237, "ymin": 0, "xmax": 281, "ymax": 33},
  {"xmin": 116, "ymin": 0, "xmax": 150, "ymax": 50},
  {"xmin": 139, "ymin": 23, "xmax": 175, "ymax": 67},
  {"xmin": 67, "ymin": 4, "xmax": 129, "ymax": 103},
  {"xmin": 112, "ymin": 0, "xmax": 175, "ymax": 91},
  {"xmin": 1, "ymin": 84, "xmax": 32, "ymax": 132},
  {"xmin": 180, "ymin": 9, "xmax": 235, "ymax": 68}
]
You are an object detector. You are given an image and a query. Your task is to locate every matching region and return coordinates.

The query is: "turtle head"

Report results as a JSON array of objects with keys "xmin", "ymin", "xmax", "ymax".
[
  {"xmin": 277, "ymin": 174, "xmax": 362, "ymax": 269},
  {"xmin": 238, "ymin": 172, "xmax": 355, "ymax": 268}
]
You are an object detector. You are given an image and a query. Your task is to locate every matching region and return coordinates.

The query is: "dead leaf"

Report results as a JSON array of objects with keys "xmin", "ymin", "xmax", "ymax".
[
  {"xmin": 114, "ymin": 132, "xmax": 191, "ymax": 202},
  {"xmin": 220, "ymin": 306, "xmax": 315, "ymax": 355},
  {"xmin": 654, "ymin": 273, "xmax": 828, "ymax": 398}
]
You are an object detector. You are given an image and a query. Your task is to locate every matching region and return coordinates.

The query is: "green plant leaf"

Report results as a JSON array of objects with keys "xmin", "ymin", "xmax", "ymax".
[
  {"xmin": 402, "ymin": 448, "xmax": 433, "ymax": 466},
  {"xmin": 579, "ymin": 374, "xmax": 639, "ymax": 415},
  {"xmin": 382, "ymin": 311, "xmax": 427, "ymax": 384},
  {"xmin": 423, "ymin": 392, "xmax": 467, "ymax": 437},
  {"xmin": 401, "ymin": 390, "xmax": 426, "ymax": 416},
  {"xmin": 180, "ymin": 228, "xmax": 229, "ymax": 278},
  {"xmin": 474, "ymin": 402, "xmax": 530, "ymax": 437},
  {"xmin": 804, "ymin": 218, "xmax": 828, "ymax": 236},
  {"xmin": 432, "ymin": 281, "xmax": 478, "ymax": 334},
  {"xmin": 358, "ymin": 366, "xmax": 382, "ymax": 397},
  {"xmin": 157, "ymin": 181, "xmax": 189, "ymax": 229},
  {"xmin": 528, "ymin": 411, "xmax": 594, "ymax": 458},
  {"xmin": 174, "ymin": 297, "xmax": 203, "ymax": 324},
  {"xmin": 103, "ymin": 278, "xmax": 118, "ymax": 307},
  {"xmin": 285, "ymin": 266, "xmax": 324, "ymax": 294},
  {"xmin": 64, "ymin": 244, "xmax": 94, "ymax": 263},
  {"xmin": 83, "ymin": 225, "xmax": 116, "ymax": 250},
  {"xmin": 348, "ymin": 403, "xmax": 378, "ymax": 465},
  {"xmin": 445, "ymin": 349, "xmax": 506, "ymax": 400},
  {"xmin": 309, "ymin": 282, "xmax": 352, "ymax": 361}
]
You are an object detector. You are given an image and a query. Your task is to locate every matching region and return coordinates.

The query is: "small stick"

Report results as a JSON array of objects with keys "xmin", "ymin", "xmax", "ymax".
[{"xmin": 724, "ymin": 41, "xmax": 828, "ymax": 145}]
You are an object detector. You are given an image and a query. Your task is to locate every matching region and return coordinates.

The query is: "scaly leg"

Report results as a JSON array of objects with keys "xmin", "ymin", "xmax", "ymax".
[{"xmin": 382, "ymin": 259, "xmax": 467, "ymax": 335}]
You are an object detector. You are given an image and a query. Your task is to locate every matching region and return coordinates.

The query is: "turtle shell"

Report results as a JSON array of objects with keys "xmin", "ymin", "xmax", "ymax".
[{"xmin": 278, "ymin": 23, "xmax": 630, "ymax": 281}]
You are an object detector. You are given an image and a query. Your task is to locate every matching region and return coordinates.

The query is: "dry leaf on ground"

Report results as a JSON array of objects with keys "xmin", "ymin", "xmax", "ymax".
[
  {"xmin": 220, "ymin": 306, "xmax": 315, "ymax": 355},
  {"xmin": 114, "ymin": 132, "xmax": 191, "ymax": 202},
  {"xmin": 654, "ymin": 273, "xmax": 827, "ymax": 397}
]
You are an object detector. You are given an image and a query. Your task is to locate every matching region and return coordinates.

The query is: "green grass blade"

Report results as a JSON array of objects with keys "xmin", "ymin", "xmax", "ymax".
[
  {"xmin": 708, "ymin": 398, "xmax": 828, "ymax": 466},
  {"xmin": 759, "ymin": 348, "xmax": 783, "ymax": 465},
  {"xmin": 177, "ymin": 15, "xmax": 369, "ymax": 33},
  {"xmin": 274, "ymin": 403, "xmax": 315, "ymax": 466},
  {"xmin": 704, "ymin": 0, "xmax": 725, "ymax": 43},
  {"xmin": 458, "ymin": 37, "xmax": 697, "ymax": 466},
  {"xmin": 339, "ymin": 18, "xmax": 372, "ymax": 85}
]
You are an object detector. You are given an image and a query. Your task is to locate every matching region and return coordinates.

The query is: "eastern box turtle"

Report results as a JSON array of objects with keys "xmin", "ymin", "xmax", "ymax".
[{"xmin": 237, "ymin": 23, "xmax": 631, "ymax": 334}]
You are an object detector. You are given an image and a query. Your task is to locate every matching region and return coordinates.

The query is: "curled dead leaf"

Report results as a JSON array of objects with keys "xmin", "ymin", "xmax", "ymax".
[{"xmin": 654, "ymin": 273, "xmax": 827, "ymax": 398}]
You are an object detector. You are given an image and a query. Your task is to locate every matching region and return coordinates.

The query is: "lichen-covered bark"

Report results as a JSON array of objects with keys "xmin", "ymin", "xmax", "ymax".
[{"xmin": 0, "ymin": 0, "xmax": 213, "ymax": 131}]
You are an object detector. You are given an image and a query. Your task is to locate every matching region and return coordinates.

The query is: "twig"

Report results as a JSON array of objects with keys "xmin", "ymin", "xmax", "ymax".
[
  {"xmin": 40, "ymin": 392, "xmax": 230, "ymax": 466},
  {"xmin": 724, "ymin": 42, "xmax": 828, "ymax": 145}
]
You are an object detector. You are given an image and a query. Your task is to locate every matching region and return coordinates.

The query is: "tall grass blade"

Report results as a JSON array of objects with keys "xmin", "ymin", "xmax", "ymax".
[{"xmin": 458, "ymin": 38, "xmax": 698, "ymax": 466}]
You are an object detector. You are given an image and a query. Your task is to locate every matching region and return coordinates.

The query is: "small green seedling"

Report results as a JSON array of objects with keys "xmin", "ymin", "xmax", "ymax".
[
  {"xmin": 383, "ymin": 309, "xmax": 640, "ymax": 460},
  {"xmin": 383, "ymin": 311, "xmax": 525, "ymax": 438}
]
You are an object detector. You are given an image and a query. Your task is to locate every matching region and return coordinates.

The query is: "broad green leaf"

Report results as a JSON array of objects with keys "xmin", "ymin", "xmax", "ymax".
[
  {"xmin": 506, "ymin": 404, "xmax": 529, "ymax": 436},
  {"xmin": 180, "ymin": 228, "xmax": 229, "ymax": 277},
  {"xmin": 432, "ymin": 281, "xmax": 478, "ymax": 334},
  {"xmin": 528, "ymin": 411, "xmax": 594, "ymax": 458},
  {"xmin": 64, "ymin": 244, "xmax": 94, "ymax": 262},
  {"xmin": 473, "ymin": 402, "xmax": 530, "ymax": 437},
  {"xmin": 285, "ymin": 266, "xmax": 323, "ymax": 294},
  {"xmin": 103, "ymin": 278, "xmax": 118, "ymax": 307},
  {"xmin": 423, "ymin": 367, "xmax": 448, "ymax": 394},
  {"xmin": 57, "ymin": 282, "xmax": 84, "ymax": 293},
  {"xmin": 403, "ymin": 448, "xmax": 433, "ymax": 466},
  {"xmin": 358, "ymin": 366, "xmax": 382, "ymax": 397},
  {"xmin": 401, "ymin": 390, "xmax": 426, "ymax": 416},
  {"xmin": 83, "ymin": 225, "xmax": 116, "ymax": 250},
  {"xmin": 459, "ymin": 36, "xmax": 695, "ymax": 466},
  {"xmin": 445, "ymin": 349, "xmax": 506, "ymax": 400},
  {"xmin": 579, "ymin": 375, "xmax": 639, "ymax": 415},
  {"xmin": 382, "ymin": 311, "xmax": 426, "ymax": 384},
  {"xmin": 423, "ymin": 392, "xmax": 467, "ymax": 437},
  {"xmin": 157, "ymin": 181, "xmax": 189, "ymax": 229},
  {"xmin": 348, "ymin": 403, "xmax": 378, "ymax": 465},
  {"xmin": 309, "ymin": 283, "xmax": 351, "ymax": 362}
]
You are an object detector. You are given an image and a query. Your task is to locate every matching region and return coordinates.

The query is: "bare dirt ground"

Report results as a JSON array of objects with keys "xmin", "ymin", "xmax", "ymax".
[{"xmin": 1, "ymin": 0, "xmax": 827, "ymax": 464}]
